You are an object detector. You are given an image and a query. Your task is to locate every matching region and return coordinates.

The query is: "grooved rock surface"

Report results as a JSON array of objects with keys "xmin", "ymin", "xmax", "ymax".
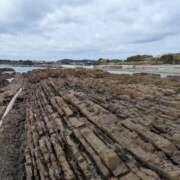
[
  {"xmin": 1, "ymin": 68, "xmax": 180, "ymax": 180},
  {"xmin": 24, "ymin": 69, "xmax": 180, "ymax": 180}
]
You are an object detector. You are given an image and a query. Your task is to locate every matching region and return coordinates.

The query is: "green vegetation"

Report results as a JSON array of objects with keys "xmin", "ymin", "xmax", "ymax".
[
  {"xmin": 159, "ymin": 54, "xmax": 174, "ymax": 64},
  {"xmin": 96, "ymin": 58, "xmax": 123, "ymax": 65},
  {"xmin": 126, "ymin": 55, "xmax": 153, "ymax": 62},
  {"xmin": 96, "ymin": 58, "xmax": 110, "ymax": 65},
  {"xmin": 157, "ymin": 54, "xmax": 180, "ymax": 64},
  {"xmin": 97, "ymin": 54, "xmax": 180, "ymax": 65},
  {"xmin": 0, "ymin": 53, "xmax": 180, "ymax": 66}
]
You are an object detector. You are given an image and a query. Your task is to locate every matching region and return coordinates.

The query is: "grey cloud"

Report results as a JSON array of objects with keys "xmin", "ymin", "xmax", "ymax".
[
  {"xmin": 0, "ymin": 0, "xmax": 180, "ymax": 60},
  {"xmin": 0, "ymin": 0, "xmax": 90, "ymax": 33}
]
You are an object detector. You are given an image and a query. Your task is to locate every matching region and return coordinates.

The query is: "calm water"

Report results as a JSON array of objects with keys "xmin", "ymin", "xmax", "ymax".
[
  {"xmin": 0, "ymin": 64, "xmax": 93, "ymax": 73},
  {"xmin": 0, "ymin": 64, "xmax": 180, "ymax": 77},
  {"xmin": 107, "ymin": 69, "xmax": 180, "ymax": 78},
  {"xmin": 107, "ymin": 66, "xmax": 180, "ymax": 78},
  {"xmin": 0, "ymin": 65, "xmax": 43, "ymax": 73}
]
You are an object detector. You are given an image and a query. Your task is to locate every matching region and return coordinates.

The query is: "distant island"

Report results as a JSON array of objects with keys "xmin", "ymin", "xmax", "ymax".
[
  {"xmin": 97, "ymin": 53, "xmax": 180, "ymax": 65},
  {"xmin": 0, "ymin": 59, "xmax": 97, "ymax": 66},
  {"xmin": 1, "ymin": 53, "xmax": 180, "ymax": 66}
]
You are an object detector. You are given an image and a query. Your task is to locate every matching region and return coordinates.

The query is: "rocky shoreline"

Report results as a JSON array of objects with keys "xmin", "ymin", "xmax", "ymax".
[
  {"xmin": 0, "ymin": 68, "xmax": 15, "ymax": 88},
  {"xmin": 0, "ymin": 68, "xmax": 180, "ymax": 180}
]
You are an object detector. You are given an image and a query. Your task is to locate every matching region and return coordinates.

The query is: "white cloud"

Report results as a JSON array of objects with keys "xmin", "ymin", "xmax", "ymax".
[{"xmin": 0, "ymin": 0, "xmax": 180, "ymax": 60}]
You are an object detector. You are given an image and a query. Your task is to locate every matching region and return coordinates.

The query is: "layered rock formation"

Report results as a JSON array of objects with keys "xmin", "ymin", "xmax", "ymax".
[
  {"xmin": 0, "ymin": 68, "xmax": 180, "ymax": 180},
  {"xmin": 24, "ymin": 69, "xmax": 180, "ymax": 180}
]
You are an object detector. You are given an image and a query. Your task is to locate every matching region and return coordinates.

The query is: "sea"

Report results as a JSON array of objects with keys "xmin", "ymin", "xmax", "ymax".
[{"xmin": 0, "ymin": 64, "xmax": 180, "ymax": 78}]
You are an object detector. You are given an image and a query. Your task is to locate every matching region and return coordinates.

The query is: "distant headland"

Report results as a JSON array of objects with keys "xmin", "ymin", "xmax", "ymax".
[{"xmin": 1, "ymin": 53, "xmax": 180, "ymax": 66}]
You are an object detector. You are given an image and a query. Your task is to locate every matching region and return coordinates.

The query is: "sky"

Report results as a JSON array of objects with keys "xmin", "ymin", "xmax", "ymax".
[{"xmin": 0, "ymin": 0, "xmax": 180, "ymax": 60}]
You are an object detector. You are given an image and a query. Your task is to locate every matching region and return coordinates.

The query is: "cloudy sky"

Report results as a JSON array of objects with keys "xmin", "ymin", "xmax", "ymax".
[{"xmin": 0, "ymin": 0, "xmax": 180, "ymax": 60}]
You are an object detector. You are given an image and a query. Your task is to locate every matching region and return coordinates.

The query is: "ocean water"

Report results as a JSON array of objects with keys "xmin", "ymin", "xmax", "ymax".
[
  {"xmin": 107, "ymin": 70, "xmax": 180, "ymax": 77},
  {"xmin": 107, "ymin": 70, "xmax": 134, "ymax": 75},
  {"xmin": 107, "ymin": 65, "xmax": 180, "ymax": 78},
  {"xmin": 60, "ymin": 64, "xmax": 94, "ymax": 69},
  {"xmin": 0, "ymin": 64, "xmax": 93, "ymax": 73},
  {"xmin": 0, "ymin": 65, "xmax": 43, "ymax": 73},
  {"xmin": 0, "ymin": 64, "xmax": 180, "ymax": 77}
]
